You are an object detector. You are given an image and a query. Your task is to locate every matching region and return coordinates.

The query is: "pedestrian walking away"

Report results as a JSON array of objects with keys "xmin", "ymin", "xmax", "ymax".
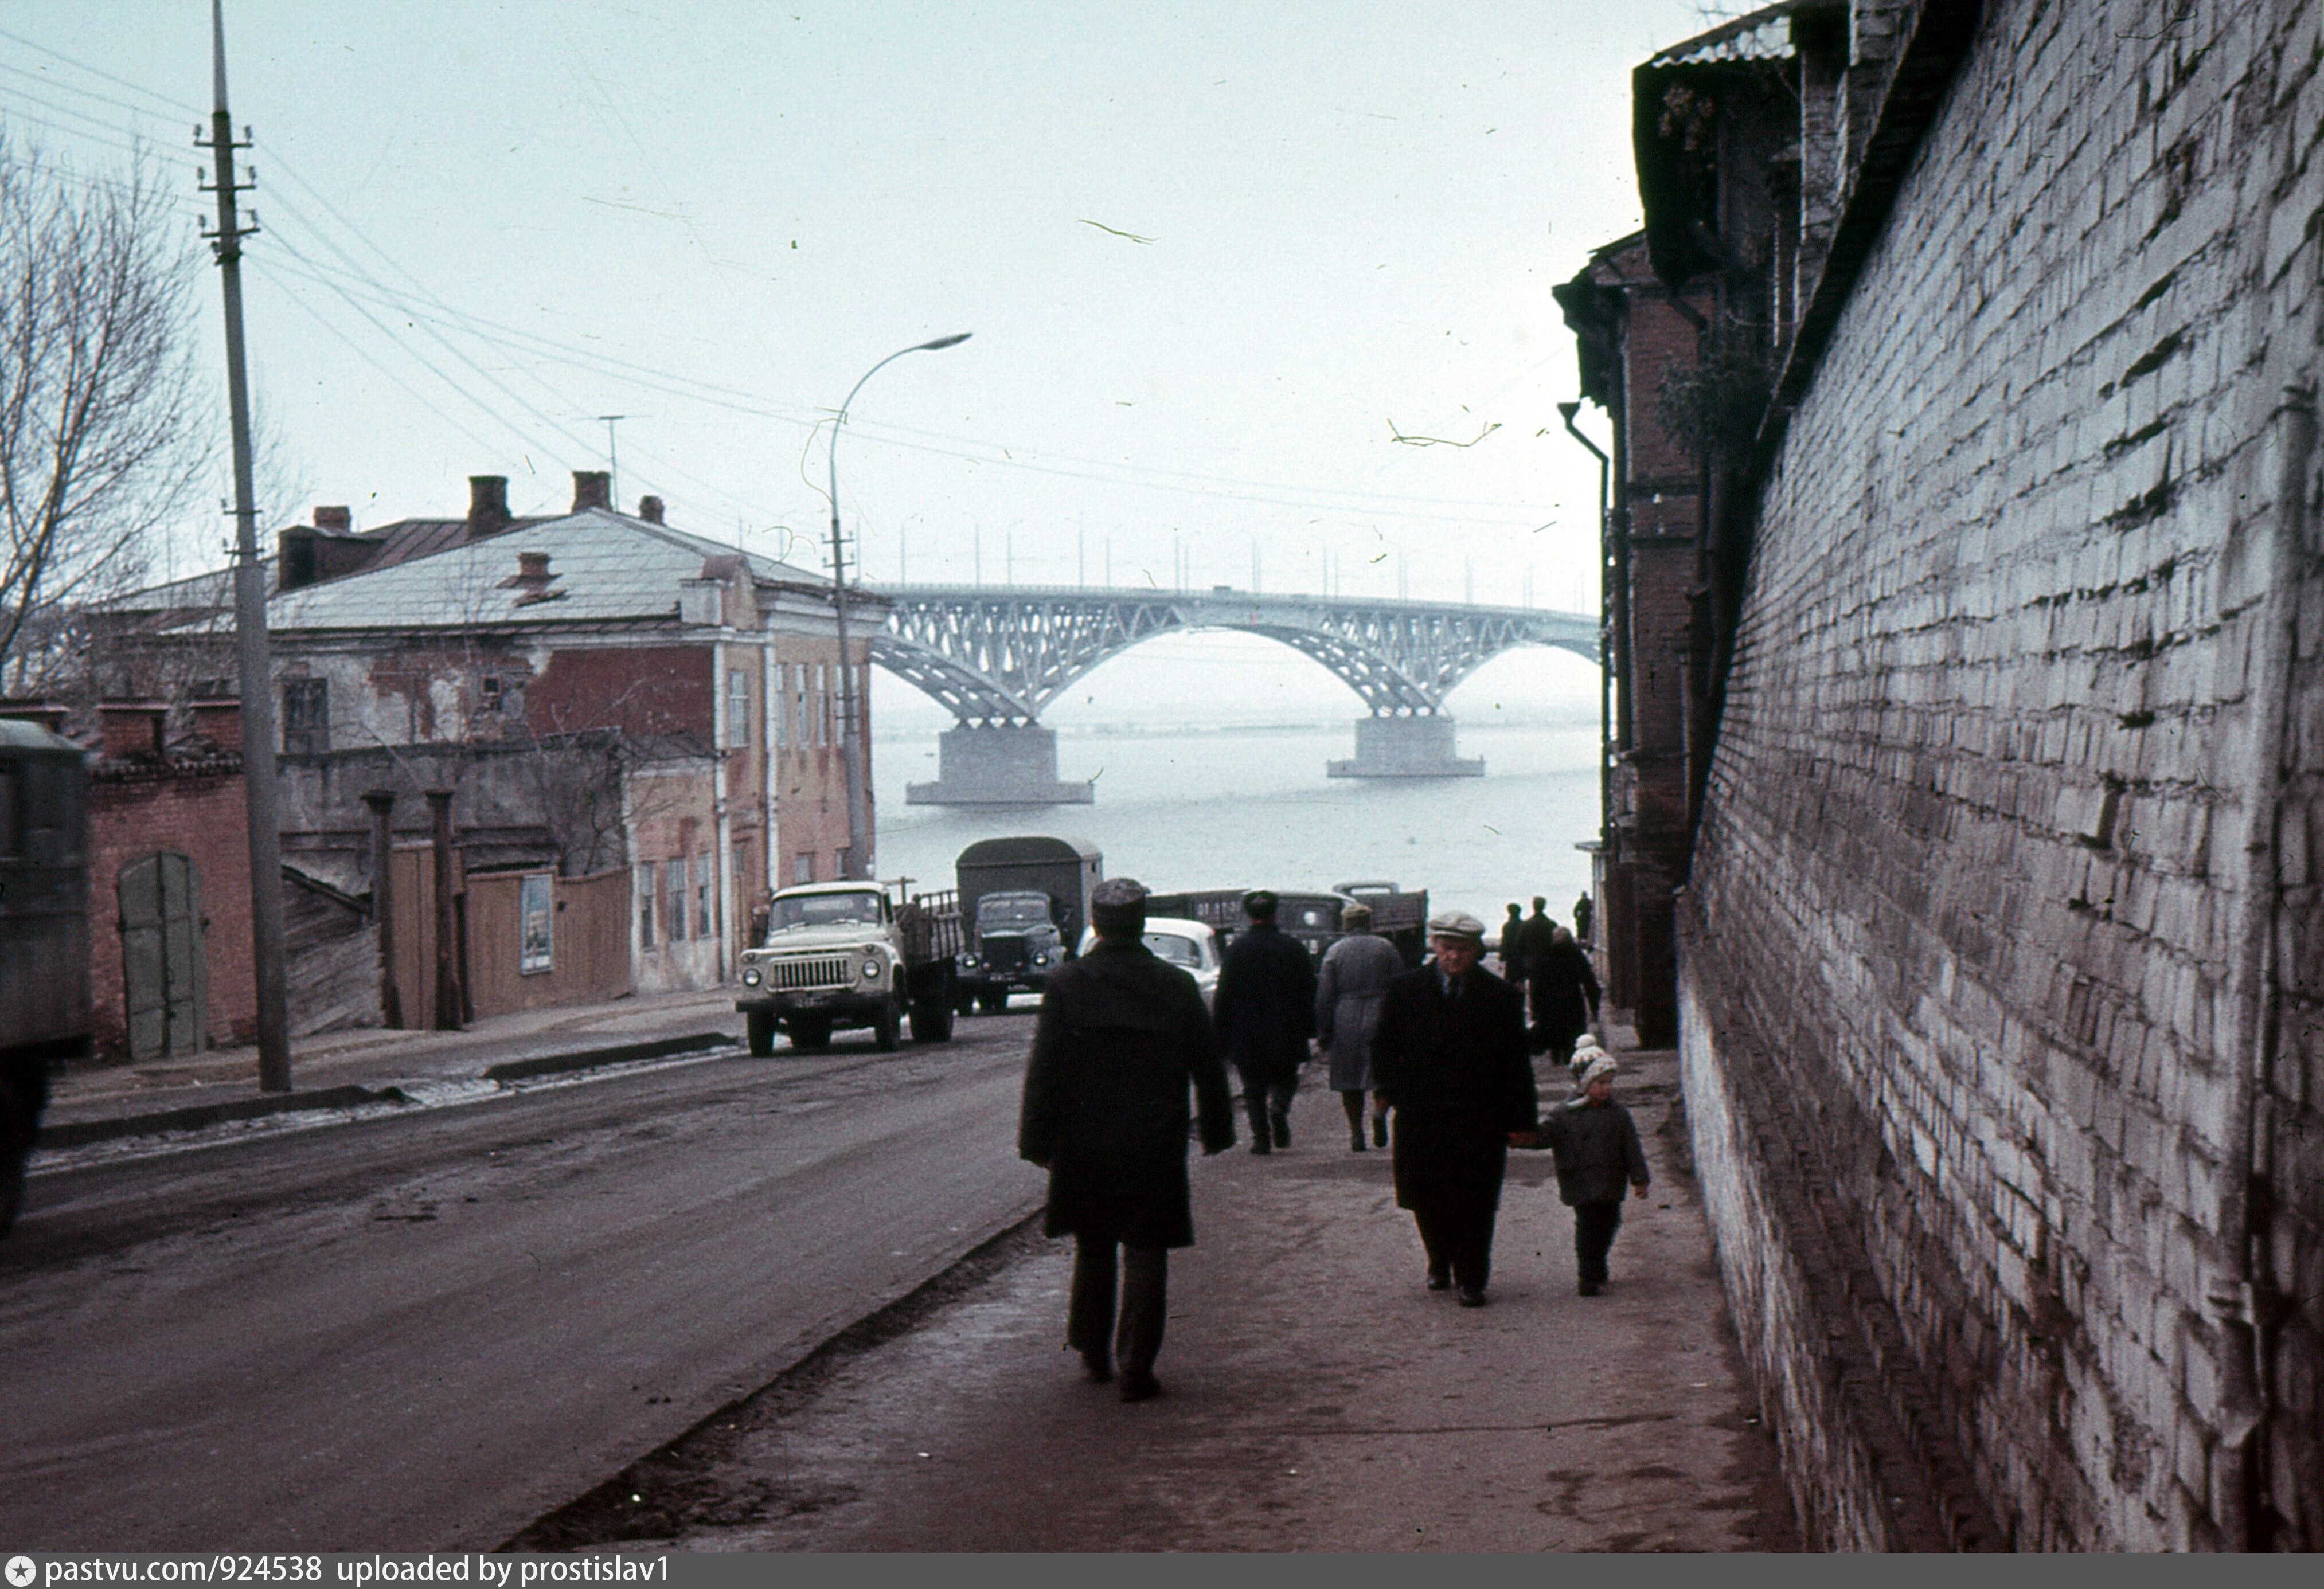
[
  {"xmin": 1534, "ymin": 1050, "xmax": 1650, "ymax": 1295},
  {"xmin": 1499, "ymin": 903, "xmax": 1529, "ymax": 984},
  {"xmin": 1211, "ymin": 889, "xmax": 1316, "ymax": 1154},
  {"xmin": 1572, "ymin": 890, "xmax": 1593, "ymax": 946},
  {"xmin": 1019, "ymin": 878, "xmax": 1236, "ymax": 1402},
  {"xmin": 1315, "ymin": 902, "xmax": 1403, "ymax": 1151},
  {"xmin": 1527, "ymin": 924, "xmax": 1601, "ymax": 1063},
  {"xmin": 1518, "ymin": 898, "xmax": 1556, "ymax": 1032},
  {"xmin": 1369, "ymin": 911, "xmax": 1537, "ymax": 1307}
]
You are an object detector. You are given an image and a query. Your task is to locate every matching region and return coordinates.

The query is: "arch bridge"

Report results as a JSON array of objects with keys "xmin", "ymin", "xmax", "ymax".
[{"xmin": 865, "ymin": 584, "xmax": 1600, "ymax": 804}]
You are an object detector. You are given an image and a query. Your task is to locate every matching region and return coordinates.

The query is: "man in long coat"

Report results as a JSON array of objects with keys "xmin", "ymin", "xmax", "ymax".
[
  {"xmin": 1528, "ymin": 923, "xmax": 1602, "ymax": 1063},
  {"xmin": 1020, "ymin": 878, "xmax": 1236, "ymax": 1402},
  {"xmin": 1369, "ymin": 911, "xmax": 1537, "ymax": 1306},
  {"xmin": 1211, "ymin": 889, "xmax": 1317, "ymax": 1153}
]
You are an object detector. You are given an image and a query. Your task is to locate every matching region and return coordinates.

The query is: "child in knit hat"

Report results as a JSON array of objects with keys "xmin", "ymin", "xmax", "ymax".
[
  {"xmin": 1538, "ymin": 1050, "xmax": 1650, "ymax": 1295},
  {"xmin": 1565, "ymin": 1032, "xmax": 1605, "ymax": 1095}
]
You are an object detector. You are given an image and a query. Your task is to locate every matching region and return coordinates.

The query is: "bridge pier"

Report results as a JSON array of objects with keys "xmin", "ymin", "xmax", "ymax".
[
  {"xmin": 905, "ymin": 723, "xmax": 1096, "ymax": 807},
  {"xmin": 1326, "ymin": 714, "xmax": 1484, "ymax": 780}
]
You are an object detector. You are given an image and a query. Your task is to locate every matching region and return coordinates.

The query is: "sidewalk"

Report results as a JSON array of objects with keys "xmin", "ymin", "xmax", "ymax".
[
  {"xmin": 37, "ymin": 987, "xmax": 745, "ymax": 1148},
  {"xmin": 525, "ymin": 1019, "xmax": 1803, "ymax": 1552}
]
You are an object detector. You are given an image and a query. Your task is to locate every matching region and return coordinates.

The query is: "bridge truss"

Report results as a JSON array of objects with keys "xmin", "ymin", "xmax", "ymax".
[{"xmin": 867, "ymin": 585, "xmax": 1600, "ymax": 726}]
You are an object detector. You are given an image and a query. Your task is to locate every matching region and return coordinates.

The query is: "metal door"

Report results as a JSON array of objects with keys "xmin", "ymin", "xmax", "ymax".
[{"xmin": 119, "ymin": 852, "xmax": 208, "ymax": 1060}]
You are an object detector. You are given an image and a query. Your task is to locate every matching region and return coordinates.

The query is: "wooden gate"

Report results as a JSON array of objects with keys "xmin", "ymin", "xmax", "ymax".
[{"xmin": 118, "ymin": 851, "xmax": 209, "ymax": 1060}]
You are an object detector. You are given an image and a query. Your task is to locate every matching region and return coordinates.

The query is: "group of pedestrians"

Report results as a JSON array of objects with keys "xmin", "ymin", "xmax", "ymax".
[
  {"xmin": 1498, "ymin": 895, "xmax": 1602, "ymax": 1062},
  {"xmin": 1017, "ymin": 880, "xmax": 1647, "ymax": 1402}
]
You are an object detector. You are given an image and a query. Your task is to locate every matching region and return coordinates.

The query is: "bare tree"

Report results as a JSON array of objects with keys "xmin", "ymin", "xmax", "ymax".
[{"xmin": 0, "ymin": 136, "xmax": 211, "ymax": 696}]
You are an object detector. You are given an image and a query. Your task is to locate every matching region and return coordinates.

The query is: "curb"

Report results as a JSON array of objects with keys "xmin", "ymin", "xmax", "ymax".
[{"xmin": 38, "ymin": 1030, "xmax": 738, "ymax": 1150}]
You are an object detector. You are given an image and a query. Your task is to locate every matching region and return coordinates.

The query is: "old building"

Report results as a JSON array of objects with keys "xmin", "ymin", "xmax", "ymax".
[
  {"xmin": 109, "ymin": 471, "xmax": 880, "ymax": 1000},
  {"xmin": 1566, "ymin": 0, "xmax": 2322, "ymax": 1552}
]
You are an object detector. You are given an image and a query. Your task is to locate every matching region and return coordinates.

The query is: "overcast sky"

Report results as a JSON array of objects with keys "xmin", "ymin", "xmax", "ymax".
[{"xmin": 5, "ymin": 0, "xmax": 1721, "ymax": 718}]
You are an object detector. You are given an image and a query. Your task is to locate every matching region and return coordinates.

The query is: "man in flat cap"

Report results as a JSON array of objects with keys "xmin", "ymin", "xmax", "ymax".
[
  {"xmin": 1210, "ymin": 888, "xmax": 1317, "ymax": 1154},
  {"xmin": 1368, "ymin": 910, "xmax": 1537, "ymax": 1306},
  {"xmin": 1020, "ymin": 878, "xmax": 1236, "ymax": 1402}
]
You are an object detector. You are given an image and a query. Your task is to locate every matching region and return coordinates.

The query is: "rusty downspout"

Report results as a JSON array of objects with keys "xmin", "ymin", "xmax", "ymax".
[{"xmin": 2210, "ymin": 381, "xmax": 2311, "ymax": 1550}]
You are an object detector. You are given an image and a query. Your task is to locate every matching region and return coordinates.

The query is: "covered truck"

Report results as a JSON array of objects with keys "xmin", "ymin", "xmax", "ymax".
[
  {"xmin": 952, "ymin": 835, "xmax": 1102, "ymax": 1013},
  {"xmin": 735, "ymin": 881, "xmax": 963, "ymax": 1054}
]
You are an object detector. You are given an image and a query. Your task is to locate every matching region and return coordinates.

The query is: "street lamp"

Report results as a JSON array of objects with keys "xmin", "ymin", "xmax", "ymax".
[{"xmin": 827, "ymin": 332, "xmax": 972, "ymax": 880}]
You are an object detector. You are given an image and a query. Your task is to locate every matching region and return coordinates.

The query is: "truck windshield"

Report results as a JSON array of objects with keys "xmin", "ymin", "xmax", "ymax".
[
  {"xmin": 770, "ymin": 891, "xmax": 884, "ymax": 930},
  {"xmin": 978, "ymin": 894, "xmax": 1052, "ymax": 928}
]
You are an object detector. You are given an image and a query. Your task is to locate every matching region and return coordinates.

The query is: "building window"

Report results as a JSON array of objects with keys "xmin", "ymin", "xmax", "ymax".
[
  {"xmin": 519, "ymin": 874, "xmax": 553, "ymax": 974},
  {"xmin": 794, "ymin": 850, "xmax": 814, "ymax": 884},
  {"xmin": 834, "ymin": 847, "xmax": 850, "ymax": 880},
  {"xmin": 281, "ymin": 678, "xmax": 329, "ymax": 754},
  {"xmin": 728, "ymin": 670, "xmax": 750, "ymax": 747},
  {"xmin": 772, "ymin": 664, "xmax": 787, "ymax": 749},
  {"xmin": 814, "ymin": 664, "xmax": 829, "ymax": 746},
  {"xmin": 636, "ymin": 865, "xmax": 656, "ymax": 949},
  {"xmin": 665, "ymin": 858, "xmax": 688, "ymax": 941},
  {"xmin": 694, "ymin": 854, "xmax": 713, "ymax": 937}
]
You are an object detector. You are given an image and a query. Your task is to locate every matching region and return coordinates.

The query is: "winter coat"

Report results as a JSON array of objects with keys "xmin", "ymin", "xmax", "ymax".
[
  {"xmin": 1539, "ymin": 1096, "xmax": 1649, "ymax": 1206},
  {"xmin": 1315, "ymin": 931, "xmax": 1404, "ymax": 1092},
  {"xmin": 1019, "ymin": 938, "xmax": 1236, "ymax": 1249},
  {"xmin": 1369, "ymin": 964, "xmax": 1537, "ymax": 1214},
  {"xmin": 1212, "ymin": 921, "xmax": 1317, "ymax": 1082},
  {"xmin": 1528, "ymin": 937, "xmax": 1602, "ymax": 1034},
  {"xmin": 1498, "ymin": 912, "xmax": 1530, "ymax": 981}
]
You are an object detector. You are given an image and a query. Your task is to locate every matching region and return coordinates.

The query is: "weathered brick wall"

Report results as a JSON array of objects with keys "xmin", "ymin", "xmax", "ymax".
[{"xmin": 1682, "ymin": 0, "xmax": 2324, "ymax": 1551}]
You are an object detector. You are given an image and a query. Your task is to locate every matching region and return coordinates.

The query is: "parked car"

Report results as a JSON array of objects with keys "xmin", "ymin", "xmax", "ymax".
[{"xmin": 1076, "ymin": 916, "xmax": 1222, "ymax": 1008}]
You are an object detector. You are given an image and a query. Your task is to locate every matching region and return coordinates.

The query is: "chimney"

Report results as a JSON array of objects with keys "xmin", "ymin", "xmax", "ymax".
[
  {"xmin": 190, "ymin": 699, "xmax": 243, "ymax": 756},
  {"xmin": 638, "ymin": 495, "xmax": 665, "ymax": 523},
  {"xmin": 99, "ymin": 703, "xmax": 167, "ymax": 758},
  {"xmin": 572, "ymin": 470, "xmax": 611, "ymax": 511},
  {"xmin": 314, "ymin": 505, "xmax": 352, "ymax": 533},
  {"xmin": 276, "ymin": 526, "xmax": 321, "ymax": 592},
  {"xmin": 517, "ymin": 550, "xmax": 551, "ymax": 581},
  {"xmin": 468, "ymin": 475, "xmax": 511, "ymax": 539}
]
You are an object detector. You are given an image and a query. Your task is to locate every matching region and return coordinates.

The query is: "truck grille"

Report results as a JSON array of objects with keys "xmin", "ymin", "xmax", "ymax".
[{"xmin": 763, "ymin": 956, "xmax": 854, "ymax": 991}]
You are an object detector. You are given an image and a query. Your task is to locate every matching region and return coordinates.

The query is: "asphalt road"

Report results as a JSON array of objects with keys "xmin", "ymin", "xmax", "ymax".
[{"xmin": 0, "ymin": 1014, "xmax": 1044, "ymax": 1552}]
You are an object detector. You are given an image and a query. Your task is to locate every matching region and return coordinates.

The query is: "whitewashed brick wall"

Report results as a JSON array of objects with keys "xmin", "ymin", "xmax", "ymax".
[{"xmin": 1682, "ymin": 0, "xmax": 2324, "ymax": 1551}]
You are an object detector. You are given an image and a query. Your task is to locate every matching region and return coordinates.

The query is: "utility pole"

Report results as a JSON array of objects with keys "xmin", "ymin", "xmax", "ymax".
[{"xmin": 200, "ymin": 0, "xmax": 290, "ymax": 1092}]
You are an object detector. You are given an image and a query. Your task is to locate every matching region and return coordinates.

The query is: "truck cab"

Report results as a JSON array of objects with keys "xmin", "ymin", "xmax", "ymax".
[
  {"xmin": 735, "ymin": 881, "xmax": 959, "ymax": 1055},
  {"xmin": 958, "ymin": 889, "xmax": 1064, "ymax": 1012}
]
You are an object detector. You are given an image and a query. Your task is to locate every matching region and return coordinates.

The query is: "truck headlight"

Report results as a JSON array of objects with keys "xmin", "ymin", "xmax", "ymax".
[
  {"xmin": 741, "ymin": 966, "xmax": 762, "ymax": 987},
  {"xmin": 862, "ymin": 958, "xmax": 882, "ymax": 980}
]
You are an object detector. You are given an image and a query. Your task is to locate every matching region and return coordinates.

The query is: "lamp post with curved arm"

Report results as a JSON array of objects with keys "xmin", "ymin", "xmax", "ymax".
[{"xmin": 828, "ymin": 332, "xmax": 971, "ymax": 880}]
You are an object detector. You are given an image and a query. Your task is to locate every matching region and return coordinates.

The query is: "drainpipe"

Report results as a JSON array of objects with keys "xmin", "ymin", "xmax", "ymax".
[
  {"xmin": 1559, "ymin": 401, "xmax": 1614, "ymax": 851},
  {"xmin": 2210, "ymin": 381, "xmax": 2311, "ymax": 1551},
  {"xmin": 712, "ymin": 639, "xmax": 734, "ymax": 982}
]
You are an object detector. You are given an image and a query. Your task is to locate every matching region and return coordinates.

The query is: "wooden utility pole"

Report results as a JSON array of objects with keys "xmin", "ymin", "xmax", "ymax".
[{"xmin": 200, "ymin": 0, "xmax": 291, "ymax": 1091}]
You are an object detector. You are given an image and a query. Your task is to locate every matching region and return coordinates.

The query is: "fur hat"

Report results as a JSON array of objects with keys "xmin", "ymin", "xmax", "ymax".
[
  {"xmin": 1090, "ymin": 877, "xmax": 1149, "ymax": 936},
  {"xmin": 1242, "ymin": 889, "xmax": 1279, "ymax": 919}
]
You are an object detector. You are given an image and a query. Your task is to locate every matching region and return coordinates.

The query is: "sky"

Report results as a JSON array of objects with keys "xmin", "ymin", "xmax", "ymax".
[{"xmin": 2, "ymin": 0, "xmax": 1726, "ymax": 723}]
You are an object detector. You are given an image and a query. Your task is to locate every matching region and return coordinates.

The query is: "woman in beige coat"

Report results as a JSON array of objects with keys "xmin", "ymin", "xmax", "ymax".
[{"xmin": 1315, "ymin": 903, "xmax": 1407, "ymax": 1150}]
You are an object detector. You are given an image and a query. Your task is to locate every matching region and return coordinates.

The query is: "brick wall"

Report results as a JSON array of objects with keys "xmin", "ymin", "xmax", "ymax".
[
  {"xmin": 1679, "ymin": 0, "xmax": 2324, "ymax": 1550},
  {"xmin": 87, "ymin": 768, "xmax": 257, "ymax": 1056}
]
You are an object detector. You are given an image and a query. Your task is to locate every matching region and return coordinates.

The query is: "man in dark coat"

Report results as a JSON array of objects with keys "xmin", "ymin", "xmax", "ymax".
[
  {"xmin": 1210, "ymin": 889, "xmax": 1317, "ymax": 1153},
  {"xmin": 1020, "ymin": 878, "xmax": 1236, "ymax": 1402},
  {"xmin": 1528, "ymin": 923, "xmax": 1602, "ymax": 1063},
  {"xmin": 1499, "ymin": 903, "xmax": 1529, "ymax": 983},
  {"xmin": 1572, "ymin": 891, "xmax": 1594, "ymax": 945},
  {"xmin": 1369, "ymin": 911, "xmax": 1537, "ymax": 1306}
]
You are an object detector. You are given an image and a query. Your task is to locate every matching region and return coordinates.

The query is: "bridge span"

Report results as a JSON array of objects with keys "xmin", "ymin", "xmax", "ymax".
[{"xmin": 864, "ymin": 583, "xmax": 1599, "ymax": 804}]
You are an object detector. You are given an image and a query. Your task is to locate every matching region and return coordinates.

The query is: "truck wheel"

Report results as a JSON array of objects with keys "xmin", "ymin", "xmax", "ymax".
[
  {"xmin": 745, "ymin": 1010, "xmax": 777, "ymax": 1058},
  {"xmin": 977, "ymin": 988, "xmax": 1009, "ymax": 1015},
  {"xmin": 910, "ymin": 994, "xmax": 955, "ymax": 1044},
  {"xmin": 873, "ymin": 1004, "xmax": 901, "ymax": 1052},
  {"xmin": 787, "ymin": 1014, "xmax": 832, "ymax": 1052}
]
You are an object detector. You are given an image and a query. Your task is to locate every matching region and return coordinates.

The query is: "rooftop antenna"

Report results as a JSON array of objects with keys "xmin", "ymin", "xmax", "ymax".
[{"xmin": 594, "ymin": 414, "xmax": 634, "ymax": 506}]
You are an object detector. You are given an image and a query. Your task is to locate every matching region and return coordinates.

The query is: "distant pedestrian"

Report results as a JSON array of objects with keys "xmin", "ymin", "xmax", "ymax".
[
  {"xmin": 1518, "ymin": 898, "xmax": 1556, "ymax": 1023},
  {"xmin": 1020, "ymin": 878, "xmax": 1236, "ymax": 1402},
  {"xmin": 1528, "ymin": 924, "xmax": 1601, "ymax": 1063},
  {"xmin": 1573, "ymin": 891, "xmax": 1593, "ymax": 946},
  {"xmin": 1316, "ymin": 902, "xmax": 1403, "ymax": 1151},
  {"xmin": 1212, "ymin": 889, "xmax": 1317, "ymax": 1153},
  {"xmin": 1537, "ymin": 1050, "xmax": 1650, "ymax": 1296},
  {"xmin": 1499, "ymin": 903, "xmax": 1529, "ymax": 982},
  {"xmin": 1369, "ymin": 911, "xmax": 1537, "ymax": 1306}
]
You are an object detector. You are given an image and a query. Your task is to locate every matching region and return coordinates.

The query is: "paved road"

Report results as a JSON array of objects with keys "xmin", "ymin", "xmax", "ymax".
[{"xmin": 0, "ymin": 1016, "xmax": 1044, "ymax": 1552}]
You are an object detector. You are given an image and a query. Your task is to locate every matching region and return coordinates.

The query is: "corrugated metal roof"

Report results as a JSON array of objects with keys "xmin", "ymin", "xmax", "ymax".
[{"xmin": 266, "ymin": 508, "xmax": 829, "ymax": 632}]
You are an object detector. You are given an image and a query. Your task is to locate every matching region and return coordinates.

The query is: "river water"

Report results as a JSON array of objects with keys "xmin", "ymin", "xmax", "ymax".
[{"xmin": 869, "ymin": 717, "xmax": 1601, "ymax": 932}]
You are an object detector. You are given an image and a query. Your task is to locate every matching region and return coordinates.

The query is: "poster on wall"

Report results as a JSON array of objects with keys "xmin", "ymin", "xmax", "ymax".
[{"xmin": 520, "ymin": 874, "xmax": 553, "ymax": 974}]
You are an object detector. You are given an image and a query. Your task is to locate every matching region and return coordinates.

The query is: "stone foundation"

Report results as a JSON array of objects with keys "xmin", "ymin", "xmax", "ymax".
[
  {"xmin": 904, "ymin": 724, "xmax": 1094, "ymax": 807},
  {"xmin": 1324, "ymin": 714, "xmax": 1483, "ymax": 779}
]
